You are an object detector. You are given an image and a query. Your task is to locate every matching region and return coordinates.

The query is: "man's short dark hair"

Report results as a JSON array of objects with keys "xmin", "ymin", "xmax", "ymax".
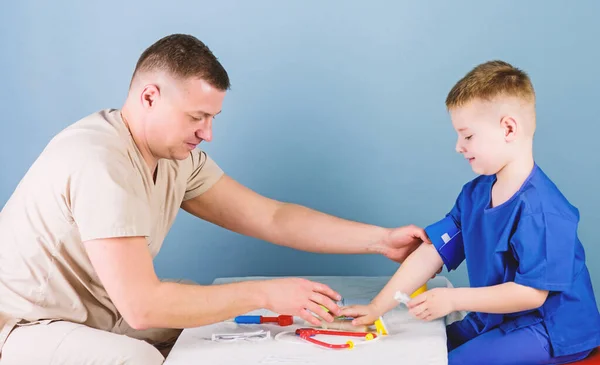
[{"xmin": 132, "ymin": 34, "xmax": 230, "ymax": 91}]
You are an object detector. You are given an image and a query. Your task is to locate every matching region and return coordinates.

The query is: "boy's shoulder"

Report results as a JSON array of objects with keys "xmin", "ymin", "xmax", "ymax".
[
  {"xmin": 457, "ymin": 164, "xmax": 579, "ymax": 221},
  {"xmin": 518, "ymin": 164, "xmax": 579, "ymax": 221},
  {"xmin": 459, "ymin": 173, "xmax": 494, "ymax": 197}
]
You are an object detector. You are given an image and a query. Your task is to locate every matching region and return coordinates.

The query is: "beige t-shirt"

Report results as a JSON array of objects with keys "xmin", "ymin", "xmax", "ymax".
[{"xmin": 0, "ymin": 109, "xmax": 224, "ymax": 351}]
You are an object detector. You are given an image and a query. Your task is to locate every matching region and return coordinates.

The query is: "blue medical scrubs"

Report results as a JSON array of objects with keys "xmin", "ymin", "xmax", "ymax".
[{"xmin": 426, "ymin": 164, "xmax": 600, "ymax": 364}]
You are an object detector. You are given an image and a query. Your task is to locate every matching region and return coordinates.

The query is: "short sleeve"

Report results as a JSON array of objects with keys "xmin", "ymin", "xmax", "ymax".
[
  {"xmin": 510, "ymin": 213, "xmax": 578, "ymax": 292},
  {"xmin": 183, "ymin": 149, "xmax": 224, "ymax": 201},
  {"xmin": 447, "ymin": 192, "xmax": 462, "ymax": 228},
  {"xmin": 69, "ymin": 157, "xmax": 151, "ymax": 242},
  {"xmin": 425, "ymin": 189, "xmax": 466, "ymax": 271}
]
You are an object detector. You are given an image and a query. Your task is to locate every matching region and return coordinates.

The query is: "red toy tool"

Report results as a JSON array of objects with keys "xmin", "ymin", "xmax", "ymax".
[
  {"xmin": 295, "ymin": 328, "xmax": 378, "ymax": 349},
  {"xmin": 234, "ymin": 315, "xmax": 294, "ymax": 326}
]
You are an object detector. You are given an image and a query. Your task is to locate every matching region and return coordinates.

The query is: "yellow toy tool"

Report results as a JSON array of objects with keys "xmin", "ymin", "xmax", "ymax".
[
  {"xmin": 411, "ymin": 283, "xmax": 427, "ymax": 298},
  {"xmin": 374, "ymin": 317, "xmax": 388, "ymax": 335}
]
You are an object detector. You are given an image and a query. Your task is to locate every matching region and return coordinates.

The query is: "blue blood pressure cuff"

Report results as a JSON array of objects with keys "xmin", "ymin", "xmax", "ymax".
[{"xmin": 424, "ymin": 216, "xmax": 465, "ymax": 271}]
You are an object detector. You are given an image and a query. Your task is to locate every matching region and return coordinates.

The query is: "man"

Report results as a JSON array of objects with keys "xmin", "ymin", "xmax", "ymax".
[{"xmin": 0, "ymin": 34, "xmax": 430, "ymax": 364}]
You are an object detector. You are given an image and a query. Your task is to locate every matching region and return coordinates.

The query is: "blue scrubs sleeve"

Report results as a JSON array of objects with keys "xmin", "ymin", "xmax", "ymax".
[
  {"xmin": 510, "ymin": 213, "xmax": 578, "ymax": 292},
  {"xmin": 425, "ymin": 195, "xmax": 465, "ymax": 271}
]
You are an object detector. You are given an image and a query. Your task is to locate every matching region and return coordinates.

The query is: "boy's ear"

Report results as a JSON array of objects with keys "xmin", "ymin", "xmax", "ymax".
[{"xmin": 500, "ymin": 116, "xmax": 518, "ymax": 142}]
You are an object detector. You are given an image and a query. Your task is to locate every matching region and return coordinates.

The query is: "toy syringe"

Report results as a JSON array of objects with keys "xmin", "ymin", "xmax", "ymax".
[{"xmin": 233, "ymin": 315, "xmax": 294, "ymax": 326}]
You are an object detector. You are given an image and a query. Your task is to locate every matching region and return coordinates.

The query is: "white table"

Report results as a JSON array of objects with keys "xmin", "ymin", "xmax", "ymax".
[{"xmin": 165, "ymin": 276, "xmax": 463, "ymax": 365}]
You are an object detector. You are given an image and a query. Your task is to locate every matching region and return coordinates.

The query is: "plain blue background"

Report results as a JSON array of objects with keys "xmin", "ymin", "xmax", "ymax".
[{"xmin": 1, "ymin": 1, "xmax": 598, "ymax": 301}]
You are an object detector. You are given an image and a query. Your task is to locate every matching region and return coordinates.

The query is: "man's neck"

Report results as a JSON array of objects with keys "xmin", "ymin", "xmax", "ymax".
[
  {"xmin": 120, "ymin": 105, "xmax": 159, "ymax": 175},
  {"xmin": 491, "ymin": 150, "xmax": 534, "ymax": 207}
]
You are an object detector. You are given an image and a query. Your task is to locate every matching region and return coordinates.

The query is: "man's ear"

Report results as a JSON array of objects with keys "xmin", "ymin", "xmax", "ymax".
[
  {"xmin": 500, "ymin": 116, "xmax": 518, "ymax": 142},
  {"xmin": 140, "ymin": 84, "xmax": 160, "ymax": 110}
]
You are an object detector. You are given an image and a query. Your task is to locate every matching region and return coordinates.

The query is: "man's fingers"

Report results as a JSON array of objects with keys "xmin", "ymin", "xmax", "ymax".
[
  {"xmin": 311, "ymin": 292, "xmax": 340, "ymax": 316},
  {"xmin": 299, "ymin": 309, "xmax": 321, "ymax": 326},
  {"xmin": 411, "ymin": 226, "xmax": 431, "ymax": 244},
  {"xmin": 306, "ymin": 301, "xmax": 334, "ymax": 323},
  {"xmin": 312, "ymin": 282, "xmax": 341, "ymax": 302}
]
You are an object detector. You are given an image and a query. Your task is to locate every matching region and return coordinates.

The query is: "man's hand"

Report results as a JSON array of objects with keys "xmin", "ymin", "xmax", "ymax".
[
  {"xmin": 338, "ymin": 304, "xmax": 381, "ymax": 326},
  {"xmin": 407, "ymin": 287, "xmax": 456, "ymax": 321},
  {"xmin": 260, "ymin": 278, "xmax": 342, "ymax": 326},
  {"xmin": 373, "ymin": 225, "xmax": 431, "ymax": 263}
]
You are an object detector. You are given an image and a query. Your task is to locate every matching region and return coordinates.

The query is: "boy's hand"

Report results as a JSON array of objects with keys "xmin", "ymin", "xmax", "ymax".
[
  {"xmin": 338, "ymin": 304, "xmax": 381, "ymax": 326},
  {"xmin": 407, "ymin": 287, "xmax": 456, "ymax": 321}
]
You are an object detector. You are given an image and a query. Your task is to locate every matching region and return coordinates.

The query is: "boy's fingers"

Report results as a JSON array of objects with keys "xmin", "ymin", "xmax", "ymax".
[
  {"xmin": 352, "ymin": 315, "xmax": 375, "ymax": 326},
  {"xmin": 409, "ymin": 303, "xmax": 428, "ymax": 317},
  {"xmin": 407, "ymin": 293, "xmax": 427, "ymax": 309}
]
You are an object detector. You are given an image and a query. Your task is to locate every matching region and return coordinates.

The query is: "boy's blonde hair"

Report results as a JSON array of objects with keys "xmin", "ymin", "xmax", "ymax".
[{"xmin": 446, "ymin": 60, "xmax": 535, "ymax": 109}]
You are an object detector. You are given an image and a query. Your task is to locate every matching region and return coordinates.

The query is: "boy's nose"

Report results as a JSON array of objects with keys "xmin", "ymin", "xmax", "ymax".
[{"xmin": 455, "ymin": 139, "xmax": 464, "ymax": 153}]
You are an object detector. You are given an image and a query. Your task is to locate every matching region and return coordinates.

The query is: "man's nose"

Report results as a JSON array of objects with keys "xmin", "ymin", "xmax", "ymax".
[{"xmin": 196, "ymin": 118, "xmax": 213, "ymax": 142}]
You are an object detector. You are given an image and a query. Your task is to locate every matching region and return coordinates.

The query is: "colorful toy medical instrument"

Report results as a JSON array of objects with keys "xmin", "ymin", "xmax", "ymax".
[
  {"xmin": 373, "ymin": 316, "xmax": 389, "ymax": 335},
  {"xmin": 395, "ymin": 283, "xmax": 427, "ymax": 307},
  {"xmin": 411, "ymin": 283, "xmax": 427, "ymax": 298},
  {"xmin": 233, "ymin": 315, "xmax": 294, "ymax": 326},
  {"xmin": 294, "ymin": 328, "xmax": 378, "ymax": 349},
  {"xmin": 211, "ymin": 329, "xmax": 271, "ymax": 342}
]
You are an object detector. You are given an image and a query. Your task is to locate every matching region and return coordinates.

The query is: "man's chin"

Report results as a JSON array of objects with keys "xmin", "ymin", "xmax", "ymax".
[{"xmin": 171, "ymin": 151, "xmax": 193, "ymax": 161}]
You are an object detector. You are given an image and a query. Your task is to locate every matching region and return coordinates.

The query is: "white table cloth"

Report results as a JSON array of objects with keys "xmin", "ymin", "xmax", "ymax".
[{"xmin": 165, "ymin": 275, "xmax": 464, "ymax": 365}]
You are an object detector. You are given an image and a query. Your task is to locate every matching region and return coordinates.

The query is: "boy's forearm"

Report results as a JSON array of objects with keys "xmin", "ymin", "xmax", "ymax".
[
  {"xmin": 371, "ymin": 243, "xmax": 443, "ymax": 314},
  {"xmin": 451, "ymin": 282, "xmax": 548, "ymax": 314}
]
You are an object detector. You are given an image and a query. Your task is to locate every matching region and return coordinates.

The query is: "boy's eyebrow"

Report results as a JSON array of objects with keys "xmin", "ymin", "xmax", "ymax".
[{"xmin": 457, "ymin": 127, "xmax": 470, "ymax": 132}]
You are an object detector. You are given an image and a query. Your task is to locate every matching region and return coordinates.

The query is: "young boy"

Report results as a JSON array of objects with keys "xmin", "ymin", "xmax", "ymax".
[{"xmin": 340, "ymin": 60, "xmax": 600, "ymax": 364}]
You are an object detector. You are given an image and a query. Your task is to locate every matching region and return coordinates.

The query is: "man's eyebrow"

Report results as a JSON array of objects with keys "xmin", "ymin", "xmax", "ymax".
[{"xmin": 192, "ymin": 110, "xmax": 222, "ymax": 117}]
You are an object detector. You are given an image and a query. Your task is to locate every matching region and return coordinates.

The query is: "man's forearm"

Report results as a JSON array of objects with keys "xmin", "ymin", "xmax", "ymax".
[
  {"xmin": 134, "ymin": 280, "xmax": 266, "ymax": 329},
  {"xmin": 269, "ymin": 203, "xmax": 387, "ymax": 254},
  {"xmin": 451, "ymin": 282, "xmax": 548, "ymax": 314},
  {"xmin": 372, "ymin": 243, "xmax": 443, "ymax": 314}
]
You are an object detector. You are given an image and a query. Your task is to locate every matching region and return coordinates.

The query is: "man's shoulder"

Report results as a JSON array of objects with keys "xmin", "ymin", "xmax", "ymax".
[
  {"xmin": 46, "ymin": 109, "xmax": 132, "ymax": 164},
  {"xmin": 54, "ymin": 109, "xmax": 128, "ymax": 146}
]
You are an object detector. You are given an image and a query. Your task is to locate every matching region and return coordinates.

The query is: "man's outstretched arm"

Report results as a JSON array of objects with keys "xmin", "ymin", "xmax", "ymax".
[
  {"xmin": 84, "ymin": 236, "xmax": 342, "ymax": 330},
  {"xmin": 182, "ymin": 175, "xmax": 430, "ymax": 262}
]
